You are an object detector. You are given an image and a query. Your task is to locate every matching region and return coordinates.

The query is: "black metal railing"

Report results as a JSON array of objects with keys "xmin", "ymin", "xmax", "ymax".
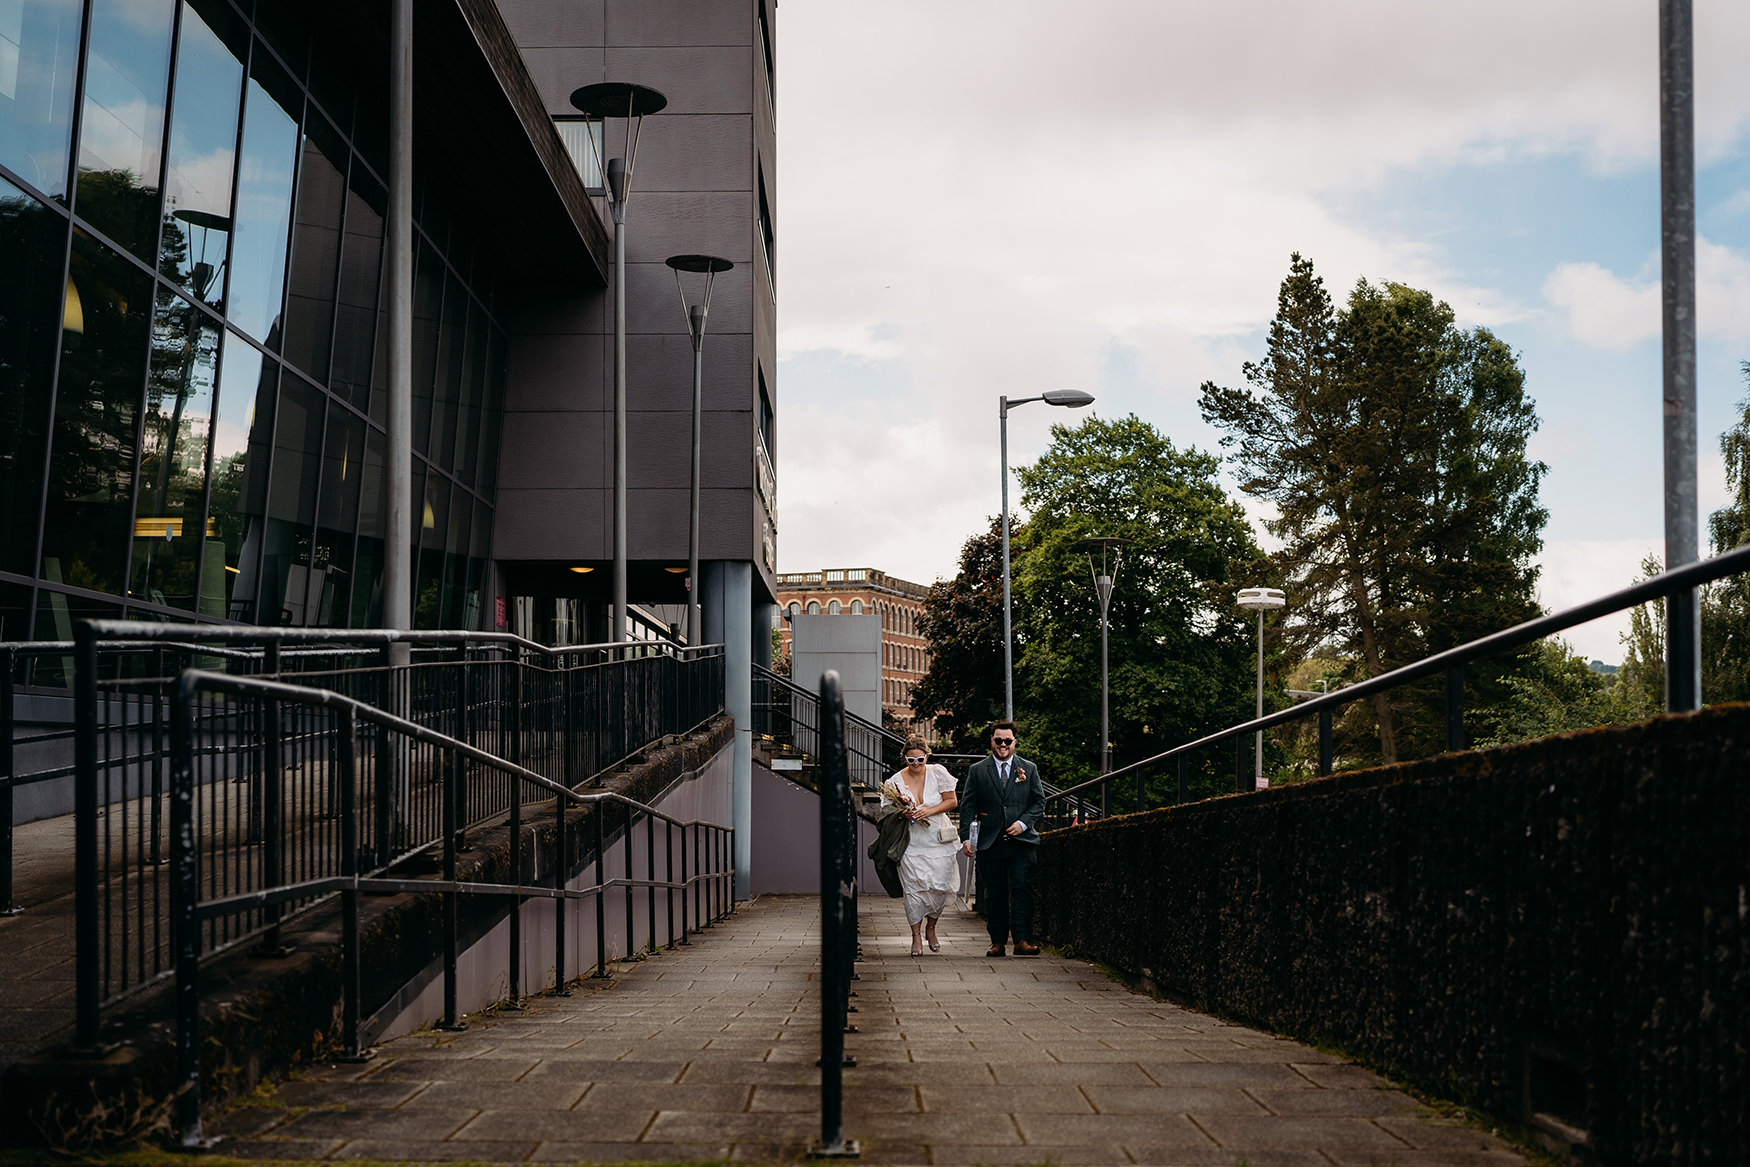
[
  {"xmin": 812, "ymin": 669, "xmax": 859, "ymax": 1160},
  {"xmin": 752, "ymin": 667, "xmax": 1095, "ymax": 819},
  {"xmin": 1044, "ymin": 541, "xmax": 1750, "ymax": 820},
  {"xmin": 59, "ymin": 620, "xmax": 725, "ymax": 1052},
  {"xmin": 163, "ymin": 665, "xmax": 735, "ymax": 1148}
]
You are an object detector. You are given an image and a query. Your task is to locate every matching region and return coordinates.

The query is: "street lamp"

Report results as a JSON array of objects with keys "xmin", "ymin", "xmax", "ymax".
[
  {"xmin": 1000, "ymin": 389, "xmax": 1095, "ymax": 720},
  {"xmin": 1079, "ymin": 536, "xmax": 1128, "ymax": 816},
  {"xmin": 665, "ymin": 254, "xmax": 733, "ymax": 647},
  {"xmin": 1235, "ymin": 587, "xmax": 1286, "ymax": 788},
  {"xmin": 569, "ymin": 80, "xmax": 668, "ymax": 646}
]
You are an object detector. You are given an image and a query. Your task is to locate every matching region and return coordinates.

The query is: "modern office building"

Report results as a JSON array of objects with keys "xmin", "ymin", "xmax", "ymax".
[
  {"xmin": 775, "ymin": 568, "xmax": 934, "ymax": 737},
  {"xmin": 0, "ymin": 0, "xmax": 778, "ymax": 652}
]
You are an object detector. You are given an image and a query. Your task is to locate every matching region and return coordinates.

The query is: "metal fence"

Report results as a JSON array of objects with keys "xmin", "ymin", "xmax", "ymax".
[
  {"xmin": 812, "ymin": 669, "xmax": 859, "ymax": 1160},
  {"xmin": 1044, "ymin": 541, "xmax": 1750, "ymax": 820},
  {"xmin": 162, "ymin": 663, "xmax": 734, "ymax": 1147},
  {"xmin": 58, "ymin": 620, "xmax": 725, "ymax": 1054}
]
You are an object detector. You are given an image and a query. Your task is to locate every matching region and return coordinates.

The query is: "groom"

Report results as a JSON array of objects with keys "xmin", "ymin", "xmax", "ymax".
[{"xmin": 959, "ymin": 721, "xmax": 1045, "ymax": 957}]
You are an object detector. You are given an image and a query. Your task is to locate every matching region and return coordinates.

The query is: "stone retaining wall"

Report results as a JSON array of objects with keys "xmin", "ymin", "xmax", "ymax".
[{"xmin": 1035, "ymin": 704, "xmax": 1750, "ymax": 1164}]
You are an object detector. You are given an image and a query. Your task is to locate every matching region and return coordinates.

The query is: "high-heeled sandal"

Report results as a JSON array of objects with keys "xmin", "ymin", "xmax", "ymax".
[
  {"xmin": 910, "ymin": 939, "xmax": 923, "ymax": 956},
  {"xmin": 927, "ymin": 938, "xmax": 940, "ymax": 952}
]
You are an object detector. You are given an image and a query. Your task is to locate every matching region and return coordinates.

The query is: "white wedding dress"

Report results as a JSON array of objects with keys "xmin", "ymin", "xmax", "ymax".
[{"xmin": 882, "ymin": 764, "xmax": 961, "ymax": 926}]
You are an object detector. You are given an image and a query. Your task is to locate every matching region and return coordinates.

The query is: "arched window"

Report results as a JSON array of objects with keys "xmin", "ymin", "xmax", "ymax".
[
  {"xmin": 787, "ymin": 602, "xmax": 800, "ymax": 618},
  {"xmin": 849, "ymin": 599, "xmax": 863, "ymax": 614},
  {"xmin": 827, "ymin": 600, "xmax": 840, "ymax": 615},
  {"xmin": 806, "ymin": 600, "xmax": 820, "ymax": 614}
]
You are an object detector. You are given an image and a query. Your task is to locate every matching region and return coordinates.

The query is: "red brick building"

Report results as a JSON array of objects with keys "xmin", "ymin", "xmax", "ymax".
[{"xmin": 775, "ymin": 568, "xmax": 934, "ymax": 738}]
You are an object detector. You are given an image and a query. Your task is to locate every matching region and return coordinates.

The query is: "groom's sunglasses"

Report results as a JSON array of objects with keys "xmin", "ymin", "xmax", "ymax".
[{"xmin": 991, "ymin": 737, "xmax": 1014, "ymax": 745}]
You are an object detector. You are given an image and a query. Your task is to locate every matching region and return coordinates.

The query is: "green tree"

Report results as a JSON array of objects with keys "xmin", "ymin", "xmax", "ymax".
[
  {"xmin": 1703, "ymin": 361, "xmax": 1750, "ymax": 704},
  {"xmin": 913, "ymin": 519, "xmax": 1011, "ymax": 752},
  {"xmin": 1474, "ymin": 638, "xmax": 1619, "ymax": 748},
  {"xmin": 1199, "ymin": 254, "xmax": 1547, "ymax": 765},
  {"xmin": 1011, "ymin": 415, "xmax": 1263, "ymax": 796}
]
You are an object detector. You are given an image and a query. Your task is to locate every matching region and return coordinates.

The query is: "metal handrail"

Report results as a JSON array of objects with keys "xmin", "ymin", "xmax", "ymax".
[
  {"xmin": 1047, "ymin": 540, "xmax": 1750, "ymax": 807},
  {"xmin": 166, "ymin": 665, "xmax": 735, "ymax": 1146}
]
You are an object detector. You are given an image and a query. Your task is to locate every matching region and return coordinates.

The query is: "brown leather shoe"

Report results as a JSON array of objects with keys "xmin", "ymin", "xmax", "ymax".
[
  {"xmin": 986, "ymin": 944, "xmax": 1005, "ymax": 957},
  {"xmin": 1012, "ymin": 941, "xmax": 1042, "ymax": 957}
]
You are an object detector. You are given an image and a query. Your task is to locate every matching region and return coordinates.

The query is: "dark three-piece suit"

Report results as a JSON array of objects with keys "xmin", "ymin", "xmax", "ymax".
[{"xmin": 957, "ymin": 753, "xmax": 1045, "ymax": 949}]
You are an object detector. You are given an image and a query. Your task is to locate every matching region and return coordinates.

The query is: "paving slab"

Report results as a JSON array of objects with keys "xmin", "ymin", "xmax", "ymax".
[{"xmin": 213, "ymin": 894, "xmax": 1529, "ymax": 1166}]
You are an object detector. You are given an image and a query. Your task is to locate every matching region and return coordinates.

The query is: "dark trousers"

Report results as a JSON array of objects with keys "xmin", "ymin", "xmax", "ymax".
[{"xmin": 976, "ymin": 839, "xmax": 1038, "ymax": 946}]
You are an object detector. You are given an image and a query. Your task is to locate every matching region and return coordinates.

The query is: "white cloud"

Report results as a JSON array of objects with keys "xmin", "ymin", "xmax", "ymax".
[
  {"xmin": 1542, "ymin": 237, "xmax": 1750, "ymax": 349},
  {"xmin": 774, "ymin": 0, "xmax": 1750, "ymax": 594},
  {"xmin": 1535, "ymin": 538, "xmax": 1663, "ymax": 664}
]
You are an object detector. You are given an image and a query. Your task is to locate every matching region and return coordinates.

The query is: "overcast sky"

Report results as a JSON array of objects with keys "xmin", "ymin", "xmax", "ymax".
[{"xmin": 772, "ymin": 1, "xmax": 1750, "ymax": 663}]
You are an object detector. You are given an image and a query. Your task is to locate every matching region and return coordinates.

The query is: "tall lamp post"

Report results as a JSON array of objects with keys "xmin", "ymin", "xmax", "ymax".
[
  {"xmin": 1000, "ymin": 389, "xmax": 1095, "ymax": 719},
  {"xmin": 569, "ymin": 81, "xmax": 668, "ymax": 646},
  {"xmin": 1235, "ymin": 587, "xmax": 1286, "ymax": 789},
  {"xmin": 664, "ymin": 254, "xmax": 733, "ymax": 647},
  {"xmin": 1080, "ymin": 536, "xmax": 1128, "ymax": 816}
]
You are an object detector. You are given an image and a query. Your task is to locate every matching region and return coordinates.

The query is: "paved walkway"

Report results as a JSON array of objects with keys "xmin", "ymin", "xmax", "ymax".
[{"xmin": 213, "ymin": 895, "xmax": 1528, "ymax": 1166}]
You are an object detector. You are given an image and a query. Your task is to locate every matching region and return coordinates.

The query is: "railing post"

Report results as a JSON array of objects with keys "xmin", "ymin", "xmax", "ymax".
[
  {"xmin": 1235, "ymin": 735, "xmax": 1249, "ymax": 794},
  {"xmin": 438, "ymin": 731, "xmax": 463, "ymax": 1029},
  {"xmin": 1135, "ymin": 763, "xmax": 1144, "ymax": 815},
  {"xmin": 169, "ymin": 672, "xmax": 205, "ymax": 1148},
  {"xmin": 665, "ymin": 819, "xmax": 676, "ymax": 948},
  {"xmin": 1, "ymin": 647, "xmax": 18, "ymax": 915},
  {"xmin": 1318, "ymin": 708, "xmax": 1333, "ymax": 777},
  {"xmin": 148, "ymin": 645, "xmax": 163, "ymax": 866},
  {"xmin": 375, "ymin": 643, "xmax": 394, "ymax": 867},
  {"xmin": 337, "ymin": 708, "xmax": 370, "ymax": 1060},
  {"xmin": 508, "ymin": 663, "xmax": 523, "ymax": 1006},
  {"xmin": 811, "ymin": 669, "xmax": 858, "ymax": 1158},
  {"xmin": 1445, "ymin": 665, "xmax": 1466, "ymax": 753},
  {"xmin": 259, "ymin": 642, "xmax": 284, "ymax": 953},
  {"xmin": 595, "ymin": 801, "xmax": 608, "ymax": 977},
  {"xmin": 1177, "ymin": 755, "xmax": 1188, "ymax": 805},
  {"xmin": 625, "ymin": 800, "xmax": 635, "ymax": 957},
  {"xmin": 646, "ymin": 807, "xmax": 656, "ymax": 953},
  {"xmin": 552, "ymin": 793, "xmax": 569, "ymax": 997},
  {"xmin": 453, "ymin": 642, "xmax": 469, "ymax": 852},
  {"xmin": 678, "ymin": 821, "xmax": 691, "ymax": 945},
  {"xmin": 73, "ymin": 623, "xmax": 100, "ymax": 1049}
]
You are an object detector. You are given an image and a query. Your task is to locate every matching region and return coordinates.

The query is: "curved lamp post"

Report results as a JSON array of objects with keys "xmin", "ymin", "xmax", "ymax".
[
  {"xmin": 1235, "ymin": 586, "xmax": 1286, "ymax": 788},
  {"xmin": 665, "ymin": 253, "xmax": 733, "ymax": 647},
  {"xmin": 1079, "ymin": 536, "xmax": 1128, "ymax": 815},
  {"xmin": 569, "ymin": 81, "xmax": 668, "ymax": 645},
  {"xmin": 1000, "ymin": 389, "xmax": 1094, "ymax": 720}
]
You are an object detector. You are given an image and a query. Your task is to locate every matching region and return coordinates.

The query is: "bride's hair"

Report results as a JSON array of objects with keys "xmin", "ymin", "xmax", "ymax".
[{"xmin": 903, "ymin": 735, "xmax": 928, "ymax": 757}]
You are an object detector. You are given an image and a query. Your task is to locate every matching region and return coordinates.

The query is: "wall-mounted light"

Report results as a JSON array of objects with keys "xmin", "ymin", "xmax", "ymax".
[
  {"xmin": 663, "ymin": 566, "xmax": 687, "ymax": 574},
  {"xmin": 569, "ymin": 566, "xmax": 595, "ymax": 574},
  {"xmin": 63, "ymin": 277, "xmax": 85, "ymax": 347}
]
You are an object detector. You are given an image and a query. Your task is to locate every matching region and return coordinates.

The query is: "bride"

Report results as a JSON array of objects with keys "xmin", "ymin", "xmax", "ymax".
[{"xmin": 881, "ymin": 736, "xmax": 960, "ymax": 956}]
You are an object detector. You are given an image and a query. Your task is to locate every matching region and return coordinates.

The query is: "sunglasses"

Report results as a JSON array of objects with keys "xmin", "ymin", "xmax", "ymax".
[
  {"xmin": 903, "ymin": 756, "xmax": 927, "ymax": 765},
  {"xmin": 991, "ymin": 737, "xmax": 1014, "ymax": 745}
]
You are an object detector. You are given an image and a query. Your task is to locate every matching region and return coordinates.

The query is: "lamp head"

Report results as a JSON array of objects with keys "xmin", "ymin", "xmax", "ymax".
[
  {"xmin": 1042, "ymin": 389, "xmax": 1095, "ymax": 408},
  {"xmin": 568, "ymin": 82, "xmax": 668, "ymax": 119},
  {"xmin": 1235, "ymin": 587, "xmax": 1286, "ymax": 611}
]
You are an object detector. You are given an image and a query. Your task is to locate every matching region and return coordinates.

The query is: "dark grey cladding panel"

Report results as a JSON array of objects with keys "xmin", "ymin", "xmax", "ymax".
[
  {"xmin": 625, "ymin": 192, "xmax": 754, "ymax": 266},
  {"xmin": 699, "ymin": 488, "xmax": 756, "ymax": 559},
  {"xmin": 507, "ymin": 290, "xmax": 605, "ymax": 336},
  {"xmin": 631, "ymin": 116, "xmax": 753, "ymax": 193},
  {"xmin": 627, "ymin": 410, "xmax": 692, "ymax": 487},
  {"xmin": 626, "ymin": 333, "xmax": 755, "ymax": 413},
  {"xmin": 623, "ymin": 259, "xmax": 753, "ymax": 335},
  {"xmin": 605, "ymin": 0, "xmax": 751, "ymax": 47},
  {"xmin": 699, "ymin": 409, "xmax": 755, "ymax": 489},
  {"xmin": 497, "ymin": 410, "xmax": 609, "ymax": 490},
  {"xmin": 623, "ymin": 488, "xmax": 755, "ymax": 561},
  {"xmin": 518, "ymin": 46, "xmax": 610, "ymax": 115},
  {"xmin": 506, "ymin": 332, "xmax": 608, "ymax": 412},
  {"xmin": 496, "ymin": 0, "xmax": 605, "ymax": 47},
  {"xmin": 606, "ymin": 47, "xmax": 752, "ymax": 115},
  {"xmin": 492, "ymin": 488, "xmax": 611, "ymax": 560}
]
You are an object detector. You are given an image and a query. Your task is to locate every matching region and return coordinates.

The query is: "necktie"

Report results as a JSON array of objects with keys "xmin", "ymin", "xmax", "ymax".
[{"xmin": 1000, "ymin": 761, "xmax": 1009, "ymax": 783}]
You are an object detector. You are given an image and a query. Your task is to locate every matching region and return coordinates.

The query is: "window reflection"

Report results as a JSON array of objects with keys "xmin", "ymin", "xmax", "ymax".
[
  {"xmin": 227, "ymin": 46, "xmax": 299, "ymax": 345},
  {"xmin": 351, "ymin": 422, "xmax": 384, "ymax": 627},
  {"xmin": 282, "ymin": 116, "xmax": 344, "ymax": 380},
  {"xmin": 304, "ymin": 401, "xmax": 363, "ymax": 626},
  {"xmin": 464, "ymin": 502, "xmax": 491, "ymax": 630},
  {"xmin": 263, "ymin": 374, "xmax": 322, "ymax": 623},
  {"xmin": 131, "ymin": 287, "xmax": 218, "ymax": 611},
  {"xmin": 441, "ymin": 493, "xmax": 469, "ymax": 628},
  {"xmin": 0, "ymin": 174, "xmax": 65, "ymax": 576},
  {"xmin": 411, "ymin": 236, "xmax": 440, "ymax": 455},
  {"xmin": 429, "ymin": 269, "xmax": 465, "ymax": 471},
  {"xmin": 477, "ymin": 325, "xmax": 507, "ymax": 496},
  {"xmin": 453, "ymin": 300, "xmax": 486, "ymax": 484},
  {"xmin": 75, "ymin": 0, "xmax": 175, "ymax": 260},
  {"xmin": 158, "ymin": 0, "xmax": 244, "ymax": 311},
  {"xmin": 330, "ymin": 168, "xmax": 383, "ymax": 412},
  {"xmin": 413, "ymin": 467, "xmax": 446, "ymax": 629},
  {"xmin": 0, "ymin": 0, "xmax": 83, "ymax": 197},
  {"xmin": 207, "ymin": 333, "xmax": 276, "ymax": 621},
  {"xmin": 41, "ymin": 229, "xmax": 151, "ymax": 597}
]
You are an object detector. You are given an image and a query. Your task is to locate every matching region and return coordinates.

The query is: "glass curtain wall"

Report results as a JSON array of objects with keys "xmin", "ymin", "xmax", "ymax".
[{"xmin": 0, "ymin": 0, "xmax": 506, "ymax": 645}]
